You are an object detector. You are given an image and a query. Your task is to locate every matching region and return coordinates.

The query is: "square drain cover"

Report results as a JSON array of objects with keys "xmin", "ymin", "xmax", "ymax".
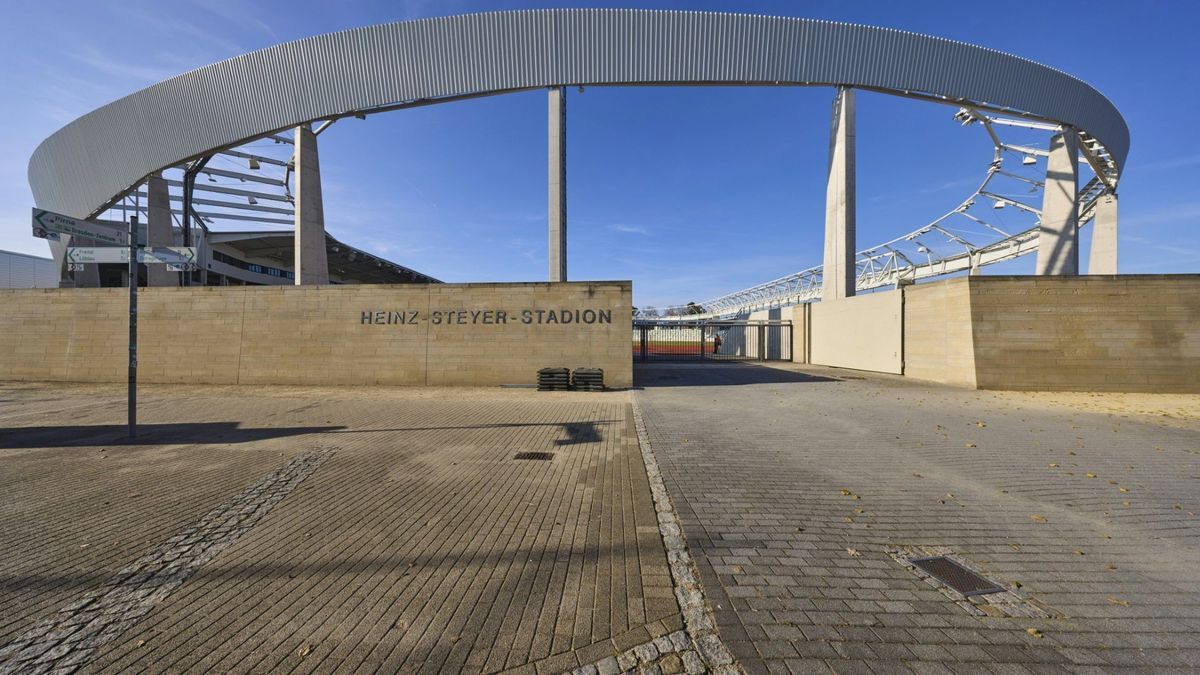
[
  {"xmin": 514, "ymin": 451, "xmax": 554, "ymax": 461},
  {"xmin": 911, "ymin": 556, "xmax": 1004, "ymax": 597}
]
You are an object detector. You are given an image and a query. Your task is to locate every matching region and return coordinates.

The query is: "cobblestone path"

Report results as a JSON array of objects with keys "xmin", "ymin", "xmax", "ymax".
[{"xmin": 636, "ymin": 362, "xmax": 1200, "ymax": 674}]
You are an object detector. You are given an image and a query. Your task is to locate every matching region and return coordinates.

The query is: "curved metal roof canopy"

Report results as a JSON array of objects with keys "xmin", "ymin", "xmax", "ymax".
[{"xmin": 29, "ymin": 8, "xmax": 1128, "ymax": 220}]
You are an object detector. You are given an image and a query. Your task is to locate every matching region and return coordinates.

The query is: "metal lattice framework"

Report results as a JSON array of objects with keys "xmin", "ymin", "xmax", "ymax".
[{"xmin": 638, "ymin": 107, "xmax": 1121, "ymax": 319}]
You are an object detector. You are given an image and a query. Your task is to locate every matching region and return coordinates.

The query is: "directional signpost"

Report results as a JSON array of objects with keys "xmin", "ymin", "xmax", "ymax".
[
  {"xmin": 32, "ymin": 208, "xmax": 128, "ymax": 246},
  {"xmin": 34, "ymin": 207, "xmax": 200, "ymax": 437}
]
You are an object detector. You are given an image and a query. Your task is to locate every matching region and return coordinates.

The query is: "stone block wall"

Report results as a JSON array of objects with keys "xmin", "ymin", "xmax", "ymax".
[
  {"xmin": 902, "ymin": 278, "xmax": 977, "ymax": 387},
  {"xmin": 0, "ymin": 281, "xmax": 633, "ymax": 388},
  {"xmin": 967, "ymin": 275, "xmax": 1200, "ymax": 392}
]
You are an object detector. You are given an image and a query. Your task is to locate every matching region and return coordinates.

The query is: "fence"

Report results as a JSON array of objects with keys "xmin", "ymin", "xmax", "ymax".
[{"xmin": 632, "ymin": 321, "xmax": 792, "ymax": 362}]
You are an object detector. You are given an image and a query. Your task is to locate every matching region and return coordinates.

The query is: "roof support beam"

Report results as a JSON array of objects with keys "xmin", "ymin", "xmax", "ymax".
[
  {"xmin": 1088, "ymin": 191, "xmax": 1118, "ymax": 274},
  {"xmin": 822, "ymin": 86, "xmax": 856, "ymax": 301},
  {"xmin": 133, "ymin": 191, "xmax": 295, "ymax": 215},
  {"xmin": 202, "ymin": 167, "xmax": 287, "ymax": 186},
  {"xmin": 294, "ymin": 123, "xmax": 330, "ymax": 284},
  {"xmin": 164, "ymin": 179, "xmax": 293, "ymax": 203},
  {"xmin": 1035, "ymin": 131, "xmax": 1080, "ymax": 275},
  {"xmin": 220, "ymin": 149, "xmax": 289, "ymax": 167},
  {"xmin": 548, "ymin": 87, "xmax": 567, "ymax": 282}
]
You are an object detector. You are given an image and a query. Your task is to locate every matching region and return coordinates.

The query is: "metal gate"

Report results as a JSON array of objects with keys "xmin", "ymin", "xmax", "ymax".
[{"xmin": 633, "ymin": 321, "xmax": 793, "ymax": 362}]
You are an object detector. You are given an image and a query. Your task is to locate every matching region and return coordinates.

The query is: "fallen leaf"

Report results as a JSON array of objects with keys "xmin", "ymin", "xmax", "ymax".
[
  {"xmin": 1008, "ymin": 543, "xmax": 1021, "ymax": 550},
  {"xmin": 1030, "ymin": 514, "xmax": 1047, "ymax": 523},
  {"xmin": 965, "ymin": 443, "xmax": 977, "ymax": 448},
  {"xmin": 297, "ymin": 645, "xmax": 312, "ymax": 658},
  {"xmin": 851, "ymin": 494, "xmax": 860, "ymax": 500},
  {"xmin": 976, "ymin": 422, "xmax": 987, "ymax": 428},
  {"xmin": 1026, "ymin": 628, "xmax": 1043, "ymax": 639},
  {"xmin": 839, "ymin": 489, "xmax": 852, "ymax": 496},
  {"xmin": 1048, "ymin": 463, "xmax": 1059, "ymax": 468},
  {"xmin": 136, "ymin": 640, "xmax": 146, "ymax": 647},
  {"xmin": 846, "ymin": 548, "xmax": 861, "ymax": 557},
  {"xmin": 1118, "ymin": 487, "xmax": 1129, "ymax": 493},
  {"xmin": 1107, "ymin": 597, "xmax": 1130, "ymax": 607},
  {"xmin": 912, "ymin": 472, "xmax": 923, "ymax": 478},
  {"xmin": 1011, "ymin": 580, "xmax": 1022, "ymax": 588},
  {"xmin": 1073, "ymin": 550, "xmax": 1085, "ymax": 556},
  {"xmin": 1086, "ymin": 472, "xmax": 1097, "ymax": 479}
]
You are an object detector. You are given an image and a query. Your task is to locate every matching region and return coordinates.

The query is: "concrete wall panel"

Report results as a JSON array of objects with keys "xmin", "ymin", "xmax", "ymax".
[{"xmin": 810, "ymin": 290, "xmax": 903, "ymax": 374}]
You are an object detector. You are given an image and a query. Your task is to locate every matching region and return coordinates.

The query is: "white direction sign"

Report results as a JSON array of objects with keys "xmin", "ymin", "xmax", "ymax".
[
  {"xmin": 140, "ymin": 247, "xmax": 197, "ymax": 267},
  {"xmin": 32, "ymin": 208, "xmax": 128, "ymax": 246},
  {"xmin": 67, "ymin": 247, "xmax": 129, "ymax": 265},
  {"xmin": 66, "ymin": 246, "xmax": 198, "ymax": 272}
]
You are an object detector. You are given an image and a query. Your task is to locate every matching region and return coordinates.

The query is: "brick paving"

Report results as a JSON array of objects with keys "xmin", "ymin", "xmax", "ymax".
[
  {"xmin": 0, "ymin": 383, "xmax": 682, "ymax": 674},
  {"xmin": 636, "ymin": 362, "xmax": 1200, "ymax": 674}
]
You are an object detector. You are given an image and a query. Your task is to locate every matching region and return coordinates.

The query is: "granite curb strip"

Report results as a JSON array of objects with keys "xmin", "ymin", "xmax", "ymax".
[
  {"xmin": 569, "ymin": 400, "xmax": 740, "ymax": 675},
  {"xmin": 0, "ymin": 447, "xmax": 336, "ymax": 675}
]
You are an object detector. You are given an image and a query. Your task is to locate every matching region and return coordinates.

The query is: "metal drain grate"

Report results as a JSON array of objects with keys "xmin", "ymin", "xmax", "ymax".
[
  {"xmin": 911, "ymin": 556, "xmax": 1004, "ymax": 596},
  {"xmin": 513, "ymin": 451, "xmax": 554, "ymax": 461}
]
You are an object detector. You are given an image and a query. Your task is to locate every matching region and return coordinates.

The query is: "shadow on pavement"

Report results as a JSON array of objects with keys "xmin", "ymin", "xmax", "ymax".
[
  {"xmin": 0, "ymin": 422, "xmax": 347, "ymax": 449},
  {"xmin": 635, "ymin": 362, "xmax": 839, "ymax": 388}
]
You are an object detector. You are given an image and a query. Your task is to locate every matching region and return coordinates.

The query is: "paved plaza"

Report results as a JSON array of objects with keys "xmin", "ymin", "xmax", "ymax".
[
  {"xmin": 636, "ymin": 363, "xmax": 1200, "ymax": 674},
  {"xmin": 0, "ymin": 384, "xmax": 682, "ymax": 674},
  {"xmin": 1, "ymin": 366, "xmax": 1198, "ymax": 674}
]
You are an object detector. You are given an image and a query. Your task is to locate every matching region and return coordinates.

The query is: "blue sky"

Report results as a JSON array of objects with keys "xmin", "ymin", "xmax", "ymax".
[{"xmin": 1, "ymin": 1, "xmax": 1197, "ymax": 306}]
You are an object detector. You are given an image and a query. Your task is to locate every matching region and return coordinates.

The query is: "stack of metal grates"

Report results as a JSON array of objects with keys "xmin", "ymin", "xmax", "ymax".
[
  {"xmin": 537, "ymin": 367, "xmax": 571, "ymax": 391},
  {"xmin": 571, "ymin": 368, "xmax": 605, "ymax": 391}
]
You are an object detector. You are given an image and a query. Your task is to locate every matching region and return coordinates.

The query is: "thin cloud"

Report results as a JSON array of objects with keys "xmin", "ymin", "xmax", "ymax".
[
  {"xmin": 1136, "ymin": 154, "xmax": 1200, "ymax": 173},
  {"xmin": 189, "ymin": 0, "xmax": 280, "ymax": 39},
  {"xmin": 610, "ymin": 224, "xmax": 650, "ymax": 235},
  {"xmin": 65, "ymin": 46, "xmax": 177, "ymax": 86},
  {"xmin": 1122, "ymin": 202, "xmax": 1200, "ymax": 228}
]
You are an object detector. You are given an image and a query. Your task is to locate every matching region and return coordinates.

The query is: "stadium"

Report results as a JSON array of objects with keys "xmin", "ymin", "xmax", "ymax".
[{"xmin": 5, "ymin": 9, "xmax": 1195, "ymax": 392}]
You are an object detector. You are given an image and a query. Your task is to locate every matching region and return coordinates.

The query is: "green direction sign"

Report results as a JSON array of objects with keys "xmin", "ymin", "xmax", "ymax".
[{"xmin": 32, "ymin": 208, "xmax": 129, "ymax": 246}]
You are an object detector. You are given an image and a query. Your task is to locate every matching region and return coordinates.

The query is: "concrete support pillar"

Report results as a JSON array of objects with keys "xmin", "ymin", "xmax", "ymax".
[
  {"xmin": 548, "ymin": 87, "xmax": 567, "ymax": 282},
  {"xmin": 1088, "ymin": 191, "xmax": 1118, "ymax": 274},
  {"xmin": 821, "ymin": 86, "xmax": 856, "ymax": 301},
  {"xmin": 1035, "ymin": 131, "xmax": 1079, "ymax": 275},
  {"xmin": 294, "ymin": 123, "xmax": 329, "ymax": 285},
  {"xmin": 969, "ymin": 251, "xmax": 983, "ymax": 276},
  {"xmin": 146, "ymin": 172, "xmax": 175, "ymax": 286}
]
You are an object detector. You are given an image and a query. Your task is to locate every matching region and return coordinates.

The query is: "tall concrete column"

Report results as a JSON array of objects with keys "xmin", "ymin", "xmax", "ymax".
[
  {"xmin": 146, "ymin": 172, "xmax": 175, "ymax": 286},
  {"xmin": 1088, "ymin": 191, "xmax": 1118, "ymax": 274},
  {"xmin": 294, "ymin": 123, "xmax": 329, "ymax": 285},
  {"xmin": 821, "ymin": 86, "xmax": 856, "ymax": 301},
  {"xmin": 1035, "ymin": 131, "xmax": 1079, "ymax": 275},
  {"xmin": 548, "ymin": 87, "xmax": 567, "ymax": 282}
]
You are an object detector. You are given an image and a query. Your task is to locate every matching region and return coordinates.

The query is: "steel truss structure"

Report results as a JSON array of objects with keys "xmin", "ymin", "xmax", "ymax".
[{"xmin": 637, "ymin": 107, "xmax": 1121, "ymax": 319}]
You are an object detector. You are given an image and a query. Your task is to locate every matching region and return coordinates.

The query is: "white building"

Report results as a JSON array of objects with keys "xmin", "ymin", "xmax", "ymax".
[{"xmin": 0, "ymin": 250, "xmax": 57, "ymax": 288}]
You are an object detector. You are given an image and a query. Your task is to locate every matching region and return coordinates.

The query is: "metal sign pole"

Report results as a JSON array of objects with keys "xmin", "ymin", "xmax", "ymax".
[{"xmin": 128, "ymin": 215, "xmax": 139, "ymax": 438}]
